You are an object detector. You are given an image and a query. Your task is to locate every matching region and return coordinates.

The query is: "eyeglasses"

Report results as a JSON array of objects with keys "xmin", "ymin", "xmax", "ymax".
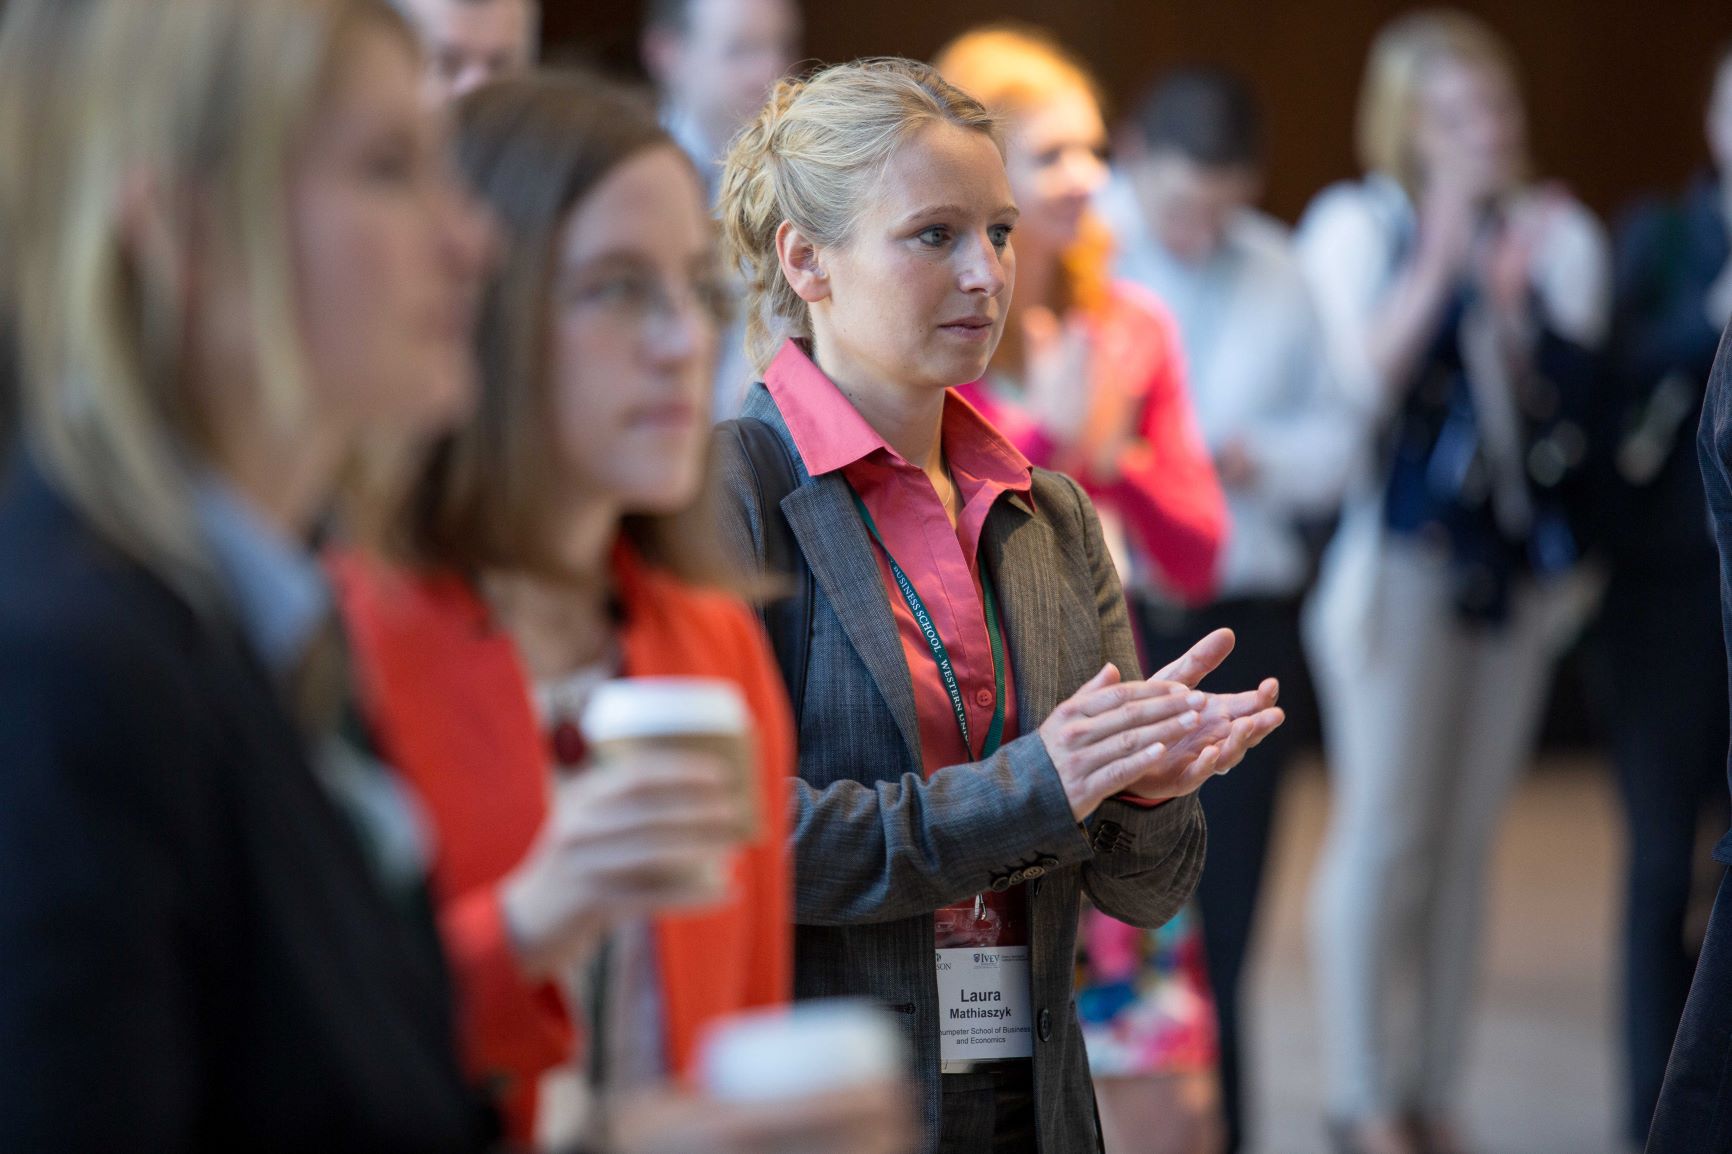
[{"xmin": 563, "ymin": 265, "xmax": 735, "ymax": 329}]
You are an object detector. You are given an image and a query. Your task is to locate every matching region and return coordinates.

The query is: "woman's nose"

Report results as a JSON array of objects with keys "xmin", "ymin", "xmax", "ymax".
[{"xmin": 957, "ymin": 232, "xmax": 1008, "ymax": 296}]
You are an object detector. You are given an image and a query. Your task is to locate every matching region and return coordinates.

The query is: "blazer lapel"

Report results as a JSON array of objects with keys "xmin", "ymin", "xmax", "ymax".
[
  {"xmin": 780, "ymin": 473, "xmax": 923, "ymax": 770},
  {"xmin": 983, "ymin": 492, "xmax": 1090, "ymax": 729}
]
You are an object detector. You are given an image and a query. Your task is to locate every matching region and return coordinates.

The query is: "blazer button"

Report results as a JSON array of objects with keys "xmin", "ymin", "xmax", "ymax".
[
  {"xmin": 990, "ymin": 874, "xmax": 1013, "ymax": 893},
  {"xmin": 1037, "ymin": 1008, "xmax": 1053, "ymax": 1042},
  {"xmin": 1038, "ymin": 856, "xmax": 1060, "ymax": 870},
  {"xmin": 1022, "ymin": 865, "xmax": 1045, "ymax": 881},
  {"xmin": 1091, "ymin": 820, "xmax": 1125, "ymax": 853}
]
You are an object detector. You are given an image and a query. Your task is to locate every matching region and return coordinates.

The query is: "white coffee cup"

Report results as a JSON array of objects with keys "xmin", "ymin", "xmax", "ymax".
[
  {"xmin": 697, "ymin": 1000, "xmax": 907, "ymax": 1103},
  {"xmin": 581, "ymin": 676, "xmax": 759, "ymax": 840}
]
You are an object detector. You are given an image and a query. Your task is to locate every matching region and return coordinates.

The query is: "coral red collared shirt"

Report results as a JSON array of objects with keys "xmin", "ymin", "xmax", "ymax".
[{"xmin": 765, "ymin": 339, "xmax": 1033, "ymax": 946}]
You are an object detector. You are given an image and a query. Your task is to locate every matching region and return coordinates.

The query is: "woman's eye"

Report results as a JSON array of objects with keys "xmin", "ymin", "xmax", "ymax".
[
  {"xmin": 917, "ymin": 226, "xmax": 950, "ymax": 248},
  {"xmin": 359, "ymin": 131, "xmax": 420, "ymax": 185},
  {"xmin": 695, "ymin": 274, "xmax": 735, "ymax": 323},
  {"xmin": 989, "ymin": 225, "xmax": 1014, "ymax": 249},
  {"xmin": 363, "ymin": 149, "xmax": 415, "ymax": 184},
  {"xmin": 579, "ymin": 275, "xmax": 657, "ymax": 308}
]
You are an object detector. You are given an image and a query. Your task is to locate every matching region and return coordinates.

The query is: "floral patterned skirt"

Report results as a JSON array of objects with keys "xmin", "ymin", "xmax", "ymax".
[{"xmin": 1074, "ymin": 900, "xmax": 1218, "ymax": 1078}]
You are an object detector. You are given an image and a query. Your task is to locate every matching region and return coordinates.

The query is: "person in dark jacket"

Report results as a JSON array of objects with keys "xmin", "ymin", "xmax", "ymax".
[
  {"xmin": 1649, "ymin": 285, "xmax": 1732, "ymax": 1154},
  {"xmin": 1596, "ymin": 41, "xmax": 1732, "ymax": 1149},
  {"xmin": 0, "ymin": 1, "xmax": 495, "ymax": 1150},
  {"xmin": 1640, "ymin": 43, "xmax": 1732, "ymax": 1154}
]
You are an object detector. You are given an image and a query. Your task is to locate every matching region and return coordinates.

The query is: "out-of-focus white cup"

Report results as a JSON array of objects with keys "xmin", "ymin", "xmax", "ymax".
[
  {"xmin": 697, "ymin": 1000, "xmax": 907, "ymax": 1103},
  {"xmin": 581, "ymin": 677, "xmax": 757, "ymax": 904},
  {"xmin": 582, "ymin": 676, "xmax": 758, "ymax": 835}
]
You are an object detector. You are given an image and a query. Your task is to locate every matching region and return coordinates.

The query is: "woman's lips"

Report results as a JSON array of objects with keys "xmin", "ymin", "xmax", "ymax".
[
  {"xmin": 627, "ymin": 401, "xmax": 699, "ymax": 430},
  {"xmin": 938, "ymin": 317, "xmax": 994, "ymax": 341},
  {"xmin": 424, "ymin": 295, "xmax": 477, "ymax": 342}
]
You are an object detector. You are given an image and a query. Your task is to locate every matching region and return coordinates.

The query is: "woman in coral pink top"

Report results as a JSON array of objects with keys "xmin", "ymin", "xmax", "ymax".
[{"xmin": 936, "ymin": 31, "xmax": 1227, "ymax": 610}]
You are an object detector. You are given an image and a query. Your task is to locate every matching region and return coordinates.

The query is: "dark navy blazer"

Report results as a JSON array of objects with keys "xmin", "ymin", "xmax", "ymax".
[
  {"xmin": 1648, "ymin": 322, "xmax": 1732, "ymax": 1152},
  {"xmin": 0, "ymin": 457, "xmax": 490, "ymax": 1153}
]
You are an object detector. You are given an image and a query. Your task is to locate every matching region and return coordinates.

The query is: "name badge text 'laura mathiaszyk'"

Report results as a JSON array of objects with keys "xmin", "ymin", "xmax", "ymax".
[{"xmin": 934, "ymin": 945, "xmax": 1033, "ymax": 1061}]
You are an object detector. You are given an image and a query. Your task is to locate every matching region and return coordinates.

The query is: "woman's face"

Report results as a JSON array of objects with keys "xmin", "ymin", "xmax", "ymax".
[
  {"xmin": 810, "ymin": 121, "xmax": 1018, "ymax": 394},
  {"xmin": 289, "ymin": 21, "xmax": 490, "ymax": 440},
  {"xmin": 1004, "ymin": 85, "xmax": 1109, "ymax": 250},
  {"xmin": 1410, "ymin": 55, "xmax": 1525, "ymax": 200},
  {"xmin": 547, "ymin": 144, "xmax": 721, "ymax": 515}
]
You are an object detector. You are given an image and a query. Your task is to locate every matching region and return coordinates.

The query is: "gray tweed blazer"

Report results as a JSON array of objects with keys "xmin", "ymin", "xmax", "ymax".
[{"xmin": 715, "ymin": 383, "xmax": 1207, "ymax": 1154}]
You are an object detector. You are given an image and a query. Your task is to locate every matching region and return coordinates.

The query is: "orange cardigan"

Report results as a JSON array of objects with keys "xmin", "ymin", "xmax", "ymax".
[{"xmin": 329, "ymin": 545, "xmax": 792, "ymax": 1142}]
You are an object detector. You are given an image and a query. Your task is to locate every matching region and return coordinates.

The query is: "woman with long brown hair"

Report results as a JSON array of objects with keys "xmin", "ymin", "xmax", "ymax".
[{"xmin": 332, "ymin": 72, "xmax": 906, "ymax": 1154}]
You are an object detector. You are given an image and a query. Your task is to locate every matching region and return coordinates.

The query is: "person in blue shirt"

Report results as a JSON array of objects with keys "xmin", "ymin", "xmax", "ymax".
[{"xmin": 1100, "ymin": 65, "xmax": 1358, "ymax": 1154}]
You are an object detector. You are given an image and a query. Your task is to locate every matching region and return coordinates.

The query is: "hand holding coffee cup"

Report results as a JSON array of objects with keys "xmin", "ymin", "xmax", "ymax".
[
  {"xmin": 499, "ymin": 678, "xmax": 757, "ymax": 981},
  {"xmin": 581, "ymin": 678, "xmax": 759, "ymax": 840}
]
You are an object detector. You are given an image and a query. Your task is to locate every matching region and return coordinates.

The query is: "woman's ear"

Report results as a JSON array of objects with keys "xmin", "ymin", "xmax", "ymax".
[{"xmin": 775, "ymin": 219, "xmax": 831, "ymax": 304}]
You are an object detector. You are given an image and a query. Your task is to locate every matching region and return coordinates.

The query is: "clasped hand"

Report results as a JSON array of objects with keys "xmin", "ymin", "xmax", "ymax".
[{"xmin": 1038, "ymin": 628, "xmax": 1285, "ymax": 821}]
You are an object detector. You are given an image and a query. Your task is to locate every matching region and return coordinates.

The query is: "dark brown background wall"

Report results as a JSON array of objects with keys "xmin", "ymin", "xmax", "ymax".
[{"xmin": 546, "ymin": 0, "xmax": 1731, "ymax": 225}]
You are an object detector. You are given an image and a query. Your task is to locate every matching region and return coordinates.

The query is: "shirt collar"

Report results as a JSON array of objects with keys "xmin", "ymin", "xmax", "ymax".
[
  {"xmin": 764, "ymin": 339, "xmax": 893, "ymax": 476},
  {"xmin": 192, "ymin": 477, "xmax": 331, "ymax": 676},
  {"xmin": 763, "ymin": 338, "xmax": 1032, "ymax": 494}
]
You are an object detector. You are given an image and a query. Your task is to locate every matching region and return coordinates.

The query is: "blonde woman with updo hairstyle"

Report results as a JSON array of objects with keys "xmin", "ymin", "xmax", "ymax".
[
  {"xmin": 935, "ymin": 26, "xmax": 1237, "ymax": 1154},
  {"xmin": 0, "ymin": 0, "xmax": 495, "ymax": 1150},
  {"xmin": 1295, "ymin": 11, "xmax": 1610, "ymax": 1154},
  {"xmin": 713, "ymin": 55, "xmax": 1285, "ymax": 1153}
]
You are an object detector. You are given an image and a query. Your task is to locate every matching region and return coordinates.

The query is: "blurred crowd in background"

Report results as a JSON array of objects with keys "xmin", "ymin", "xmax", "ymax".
[{"xmin": 4, "ymin": 1, "xmax": 1732, "ymax": 1153}]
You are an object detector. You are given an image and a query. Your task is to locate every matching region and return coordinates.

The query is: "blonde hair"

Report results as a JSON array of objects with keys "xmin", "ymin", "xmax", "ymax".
[
  {"xmin": 0, "ymin": 0, "xmax": 413, "ymax": 594},
  {"xmin": 1356, "ymin": 8, "xmax": 1526, "ymax": 193},
  {"xmin": 718, "ymin": 57, "xmax": 1002, "ymax": 373},
  {"xmin": 933, "ymin": 25, "xmax": 1114, "ymax": 370}
]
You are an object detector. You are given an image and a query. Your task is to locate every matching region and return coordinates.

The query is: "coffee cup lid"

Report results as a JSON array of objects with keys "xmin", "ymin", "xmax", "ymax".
[
  {"xmin": 698, "ymin": 1000, "xmax": 905, "ymax": 1102},
  {"xmin": 581, "ymin": 677, "xmax": 750, "ymax": 743}
]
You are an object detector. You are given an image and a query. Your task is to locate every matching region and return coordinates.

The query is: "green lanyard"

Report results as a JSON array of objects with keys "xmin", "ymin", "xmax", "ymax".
[{"xmin": 847, "ymin": 487, "xmax": 1007, "ymax": 760}]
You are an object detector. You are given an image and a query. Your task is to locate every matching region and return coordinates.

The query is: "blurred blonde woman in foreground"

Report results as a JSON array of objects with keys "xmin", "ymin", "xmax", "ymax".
[{"xmin": 0, "ymin": 0, "xmax": 496, "ymax": 1149}]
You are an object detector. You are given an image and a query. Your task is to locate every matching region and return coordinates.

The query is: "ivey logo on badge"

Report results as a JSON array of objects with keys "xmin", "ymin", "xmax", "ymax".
[{"xmin": 934, "ymin": 945, "xmax": 1033, "ymax": 1061}]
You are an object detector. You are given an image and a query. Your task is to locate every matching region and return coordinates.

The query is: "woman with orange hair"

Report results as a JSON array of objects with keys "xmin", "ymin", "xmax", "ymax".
[
  {"xmin": 935, "ymin": 27, "xmax": 1228, "ymax": 610},
  {"xmin": 936, "ymin": 27, "xmax": 1231, "ymax": 1154}
]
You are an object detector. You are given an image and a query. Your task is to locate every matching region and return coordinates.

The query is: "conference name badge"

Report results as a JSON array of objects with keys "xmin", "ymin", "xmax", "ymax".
[{"xmin": 934, "ymin": 945, "xmax": 1034, "ymax": 1061}]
